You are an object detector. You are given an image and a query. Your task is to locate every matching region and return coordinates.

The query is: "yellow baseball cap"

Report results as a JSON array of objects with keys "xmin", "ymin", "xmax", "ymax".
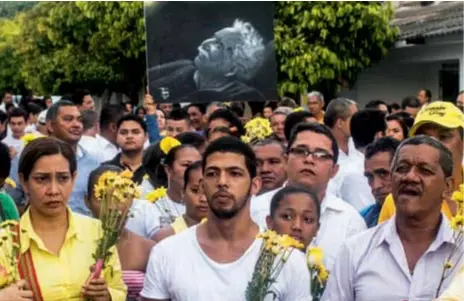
[{"xmin": 410, "ymin": 101, "xmax": 464, "ymax": 136}]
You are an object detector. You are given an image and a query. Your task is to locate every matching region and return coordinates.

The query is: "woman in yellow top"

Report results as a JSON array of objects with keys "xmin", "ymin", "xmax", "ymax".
[
  {"xmin": 8, "ymin": 137, "xmax": 126, "ymax": 301},
  {"xmin": 152, "ymin": 161, "xmax": 208, "ymax": 242}
]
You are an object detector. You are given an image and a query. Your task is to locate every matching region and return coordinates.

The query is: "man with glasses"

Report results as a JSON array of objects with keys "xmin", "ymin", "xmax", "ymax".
[{"xmin": 251, "ymin": 123, "xmax": 366, "ymax": 271}]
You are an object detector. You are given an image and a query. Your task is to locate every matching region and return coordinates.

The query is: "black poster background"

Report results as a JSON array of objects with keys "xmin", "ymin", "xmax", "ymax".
[{"xmin": 145, "ymin": 1, "xmax": 277, "ymax": 104}]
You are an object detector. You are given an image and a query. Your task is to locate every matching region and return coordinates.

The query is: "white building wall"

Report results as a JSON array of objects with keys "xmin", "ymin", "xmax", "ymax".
[{"xmin": 353, "ymin": 33, "xmax": 463, "ymax": 106}]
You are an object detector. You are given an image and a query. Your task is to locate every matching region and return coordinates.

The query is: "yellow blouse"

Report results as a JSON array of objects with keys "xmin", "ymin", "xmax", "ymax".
[
  {"xmin": 438, "ymin": 266, "xmax": 464, "ymax": 301},
  {"xmin": 378, "ymin": 194, "xmax": 453, "ymax": 224},
  {"xmin": 19, "ymin": 208, "xmax": 127, "ymax": 301},
  {"xmin": 171, "ymin": 216, "xmax": 188, "ymax": 234}
]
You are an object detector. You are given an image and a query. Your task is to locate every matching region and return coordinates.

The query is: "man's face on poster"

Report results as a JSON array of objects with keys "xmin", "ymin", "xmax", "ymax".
[{"xmin": 194, "ymin": 27, "xmax": 243, "ymax": 79}]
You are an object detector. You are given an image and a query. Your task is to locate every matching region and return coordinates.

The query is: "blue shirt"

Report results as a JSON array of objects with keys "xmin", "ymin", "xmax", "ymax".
[
  {"xmin": 360, "ymin": 203, "xmax": 382, "ymax": 228},
  {"xmin": 9, "ymin": 145, "xmax": 99, "ymax": 216}
]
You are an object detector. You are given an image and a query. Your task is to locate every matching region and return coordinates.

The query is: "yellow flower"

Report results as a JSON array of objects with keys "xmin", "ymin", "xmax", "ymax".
[
  {"xmin": 307, "ymin": 247, "xmax": 324, "ymax": 267},
  {"xmin": 21, "ymin": 133, "xmax": 42, "ymax": 146},
  {"xmin": 444, "ymin": 261, "xmax": 453, "ymax": 270},
  {"xmin": 293, "ymin": 107, "xmax": 304, "ymax": 112},
  {"xmin": 451, "ymin": 184, "xmax": 464, "ymax": 204},
  {"xmin": 450, "ymin": 214, "xmax": 464, "ymax": 230},
  {"xmin": 146, "ymin": 187, "xmax": 167, "ymax": 204},
  {"xmin": 4, "ymin": 178, "xmax": 16, "ymax": 189},
  {"xmin": 143, "ymin": 174, "xmax": 149, "ymax": 180},
  {"xmin": 200, "ymin": 218, "xmax": 207, "ymax": 224},
  {"xmin": 120, "ymin": 170, "xmax": 133, "ymax": 179},
  {"xmin": 318, "ymin": 265, "xmax": 329, "ymax": 282},
  {"xmin": 242, "ymin": 117, "xmax": 273, "ymax": 144},
  {"xmin": 160, "ymin": 137, "xmax": 181, "ymax": 155}
]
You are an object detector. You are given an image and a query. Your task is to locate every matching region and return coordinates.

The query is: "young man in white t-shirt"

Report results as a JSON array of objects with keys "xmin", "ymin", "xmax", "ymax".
[{"xmin": 141, "ymin": 136, "xmax": 310, "ymax": 301}]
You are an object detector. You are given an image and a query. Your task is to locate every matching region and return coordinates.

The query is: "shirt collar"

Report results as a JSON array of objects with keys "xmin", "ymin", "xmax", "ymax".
[
  {"xmin": 321, "ymin": 193, "xmax": 347, "ymax": 214},
  {"xmin": 377, "ymin": 214, "xmax": 454, "ymax": 249},
  {"xmin": 20, "ymin": 207, "xmax": 83, "ymax": 254}
]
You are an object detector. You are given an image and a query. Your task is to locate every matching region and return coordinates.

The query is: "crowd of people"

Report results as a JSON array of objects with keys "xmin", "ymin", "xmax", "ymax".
[{"xmin": 0, "ymin": 87, "xmax": 463, "ymax": 301}]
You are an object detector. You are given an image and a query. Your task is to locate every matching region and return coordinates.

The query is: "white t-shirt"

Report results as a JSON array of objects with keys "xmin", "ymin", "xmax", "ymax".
[
  {"xmin": 2, "ymin": 134, "xmax": 22, "ymax": 154},
  {"xmin": 141, "ymin": 226, "xmax": 311, "ymax": 301},
  {"xmin": 125, "ymin": 198, "xmax": 185, "ymax": 239}
]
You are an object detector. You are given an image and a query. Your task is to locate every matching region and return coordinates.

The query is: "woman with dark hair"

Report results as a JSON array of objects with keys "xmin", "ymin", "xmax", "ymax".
[
  {"xmin": 152, "ymin": 161, "xmax": 208, "ymax": 242},
  {"xmin": 266, "ymin": 186, "xmax": 321, "ymax": 249},
  {"xmin": 4, "ymin": 137, "xmax": 126, "ymax": 300},
  {"xmin": 127, "ymin": 139, "xmax": 201, "ymax": 239},
  {"xmin": 86, "ymin": 165, "xmax": 155, "ymax": 301},
  {"xmin": 135, "ymin": 106, "xmax": 147, "ymax": 119},
  {"xmin": 386, "ymin": 114, "xmax": 409, "ymax": 141}
]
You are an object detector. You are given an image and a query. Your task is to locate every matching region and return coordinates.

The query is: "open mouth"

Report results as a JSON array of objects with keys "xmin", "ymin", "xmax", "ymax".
[
  {"xmin": 300, "ymin": 169, "xmax": 316, "ymax": 176},
  {"xmin": 399, "ymin": 187, "xmax": 422, "ymax": 197}
]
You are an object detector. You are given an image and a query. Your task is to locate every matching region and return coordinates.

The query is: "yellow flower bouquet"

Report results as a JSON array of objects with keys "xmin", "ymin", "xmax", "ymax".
[
  {"xmin": 146, "ymin": 186, "xmax": 177, "ymax": 224},
  {"xmin": 245, "ymin": 230, "xmax": 304, "ymax": 301},
  {"xmin": 436, "ymin": 184, "xmax": 464, "ymax": 297},
  {"xmin": 307, "ymin": 247, "xmax": 329, "ymax": 301},
  {"xmin": 0, "ymin": 220, "xmax": 22, "ymax": 288},
  {"xmin": 241, "ymin": 117, "xmax": 273, "ymax": 145},
  {"xmin": 92, "ymin": 170, "xmax": 141, "ymax": 275}
]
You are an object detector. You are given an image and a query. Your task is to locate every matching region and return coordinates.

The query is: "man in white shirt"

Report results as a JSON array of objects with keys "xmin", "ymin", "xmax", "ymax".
[
  {"xmin": 323, "ymin": 135, "xmax": 462, "ymax": 300},
  {"xmin": 78, "ymin": 109, "xmax": 100, "ymax": 161},
  {"xmin": 338, "ymin": 109, "xmax": 387, "ymax": 211},
  {"xmin": 94, "ymin": 104, "xmax": 124, "ymax": 163},
  {"xmin": 3, "ymin": 108, "xmax": 27, "ymax": 157},
  {"xmin": 323, "ymin": 98, "xmax": 359, "ymax": 196},
  {"xmin": 251, "ymin": 123, "xmax": 366, "ymax": 271},
  {"xmin": 0, "ymin": 91, "xmax": 15, "ymax": 113},
  {"xmin": 141, "ymin": 136, "xmax": 310, "ymax": 301}
]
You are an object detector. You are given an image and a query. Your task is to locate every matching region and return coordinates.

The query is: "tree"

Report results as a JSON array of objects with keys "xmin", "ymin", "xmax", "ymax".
[
  {"xmin": 0, "ymin": 2, "xmax": 36, "ymax": 18},
  {"xmin": 15, "ymin": 2, "xmax": 146, "ymax": 101},
  {"xmin": 274, "ymin": 2, "xmax": 399, "ymax": 97}
]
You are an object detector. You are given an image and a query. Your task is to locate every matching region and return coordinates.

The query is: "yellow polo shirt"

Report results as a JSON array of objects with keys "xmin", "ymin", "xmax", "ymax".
[
  {"xmin": 378, "ymin": 194, "xmax": 453, "ymax": 223},
  {"xmin": 19, "ymin": 208, "xmax": 127, "ymax": 301}
]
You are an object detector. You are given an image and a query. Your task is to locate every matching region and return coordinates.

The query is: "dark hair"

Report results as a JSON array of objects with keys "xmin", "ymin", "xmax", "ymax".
[
  {"xmin": 206, "ymin": 126, "xmax": 233, "ymax": 139},
  {"xmin": 19, "ymin": 137, "xmax": 77, "ymax": 181},
  {"xmin": 401, "ymin": 96, "xmax": 421, "ymax": 110},
  {"xmin": 0, "ymin": 142, "xmax": 11, "ymax": 180},
  {"xmin": 420, "ymin": 89, "xmax": 432, "ymax": 100},
  {"xmin": 324, "ymin": 98, "xmax": 357, "ymax": 128},
  {"xmin": 187, "ymin": 103, "xmax": 206, "ymax": 115},
  {"xmin": 365, "ymin": 100, "xmax": 387, "ymax": 110},
  {"xmin": 183, "ymin": 160, "xmax": 203, "ymax": 190},
  {"xmin": 208, "ymin": 108, "xmax": 245, "ymax": 136},
  {"xmin": 365, "ymin": 137, "xmax": 401, "ymax": 161},
  {"xmin": 143, "ymin": 142, "xmax": 165, "ymax": 187},
  {"xmin": 350, "ymin": 109, "xmax": 387, "ymax": 149},
  {"xmin": 229, "ymin": 102, "xmax": 244, "ymax": 117},
  {"xmin": 136, "ymin": 106, "xmax": 147, "ymax": 115},
  {"xmin": 8, "ymin": 107, "xmax": 28, "ymax": 122},
  {"xmin": 100, "ymin": 104, "xmax": 125, "ymax": 130},
  {"xmin": 252, "ymin": 138, "xmax": 286, "ymax": 155},
  {"xmin": 116, "ymin": 114, "xmax": 147, "ymax": 133},
  {"xmin": 270, "ymin": 186, "xmax": 321, "ymax": 221},
  {"xmin": 393, "ymin": 111, "xmax": 415, "ymax": 128},
  {"xmin": 167, "ymin": 108, "xmax": 191, "ymax": 125},
  {"xmin": 176, "ymin": 132, "xmax": 206, "ymax": 150},
  {"xmin": 0, "ymin": 111, "xmax": 7, "ymax": 123},
  {"xmin": 389, "ymin": 102, "xmax": 401, "ymax": 112},
  {"xmin": 386, "ymin": 114, "xmax": 409, "ymax": 140},
  {"xmin": 46, "ymin": 101, "xmax": 76, "ymax": 122},
  {"xmin": 202, "ymin": 136, "xmax": 257, "ymax": 178},
  {"xmin": 26, "ymin": 103, "xmax": 43, "ymax": 117},
  {"xmin": 87, "ymin": 165, "xmax": 123, "ymax": 200},
  {"xmin": 288, "ymin": 123, "xmax": 339, "ymax": 164},
  {"xmin": 392, "ymin": 135, "xmax": 453, "ymax": 178},
  {"xmin": 81, "ymin": 110, "xmax": 99, "ymax": 131},
  {"xmin": 71, "ymin": 89, "xmax": 91, "ymax": 106},
  {"xmin": 284, "ymin": 111, "xmax": 315, "ymax": 141}
]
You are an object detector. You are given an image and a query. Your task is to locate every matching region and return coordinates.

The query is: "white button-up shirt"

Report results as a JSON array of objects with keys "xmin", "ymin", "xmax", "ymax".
[
  {"xmin": 313, "ymin": 193, "xmax": 367, "ymax": 271},
  {"xmin": 95, "ymin": 134, "xmax": 119, "ymax": 163},
  {"xmin": 322, "ymin": 215, "xmax": 463, "ymax": 301}
]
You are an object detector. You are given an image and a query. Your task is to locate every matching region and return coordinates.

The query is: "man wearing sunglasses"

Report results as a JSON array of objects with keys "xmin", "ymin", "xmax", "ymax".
[{"xmin": 251, "ymin": 122, "xmax": 366, "ymax": 272}]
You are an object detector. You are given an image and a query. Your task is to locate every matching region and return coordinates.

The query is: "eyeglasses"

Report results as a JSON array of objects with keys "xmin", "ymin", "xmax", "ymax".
[{"xmin": 288, "ymin": 147, "xmax": 334, "ymax": 161}]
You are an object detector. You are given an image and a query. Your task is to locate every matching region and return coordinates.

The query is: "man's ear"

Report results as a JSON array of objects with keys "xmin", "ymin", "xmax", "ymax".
[
  {"xmin": 443, "ymin": 176, "xmax": 454, "ymax": 201},
  {"xmin": 46, "ymin": 120, "xmax": 54, "ymax": 135},
  {"xmin": 250, "ymin": 176, "xmax": 262, "ymax": 196},
  {"xmin": 109, "ymin": 122, "xmax": 118, "ymax": 133},
  {"xmin": 329, "ymin": 163, "xmax": 339, "ymax": 180}
]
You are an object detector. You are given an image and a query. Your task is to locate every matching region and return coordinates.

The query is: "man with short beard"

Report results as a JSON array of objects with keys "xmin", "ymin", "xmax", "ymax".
[{"xmin": 141, "ymin": 137, "xmax": 309, "ymax": 301}]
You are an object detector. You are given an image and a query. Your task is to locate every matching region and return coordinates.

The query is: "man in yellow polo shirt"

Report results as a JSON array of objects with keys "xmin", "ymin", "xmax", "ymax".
[{"xmin": 378, "ymin": 101, "xmax": 464, "ymax": 222}]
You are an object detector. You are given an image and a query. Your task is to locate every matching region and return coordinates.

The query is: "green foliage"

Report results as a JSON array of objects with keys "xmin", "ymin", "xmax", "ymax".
[
  {"xmin": 275, "ymin": 1, "xmax": 399, "ymax": 96},
  {"xmin": 0, "ymin": 2, "xmax": 36, "ymax": 18},
  {"xmin": 1, "ymin": 1, "xmax": 146, "ymax": 100}
]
